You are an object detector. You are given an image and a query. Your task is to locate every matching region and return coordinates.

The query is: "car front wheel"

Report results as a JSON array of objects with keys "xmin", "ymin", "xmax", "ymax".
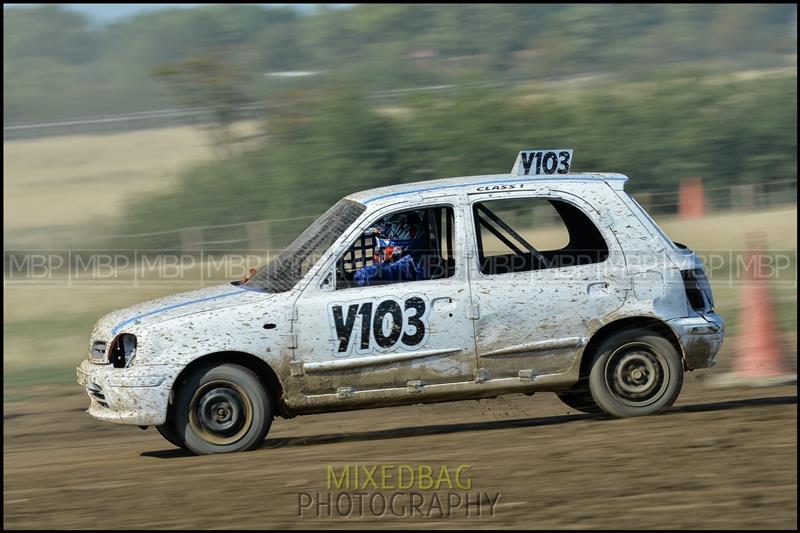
[
  {"xmin": 156, "ymin": 421, "xmax": 186, "ymax": 449},
  {"xmin": 174, "ymin": 363, "xmax": 272, "ymax": 455},
  {"xmin": 588, "ymin": 328, "xmax": 683, "ymax": 418}
]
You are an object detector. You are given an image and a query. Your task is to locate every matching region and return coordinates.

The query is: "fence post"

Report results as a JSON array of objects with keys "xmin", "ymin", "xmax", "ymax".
[{"xmin": 731, "ymin": 184, "xmax": 755, "ymax": 212}]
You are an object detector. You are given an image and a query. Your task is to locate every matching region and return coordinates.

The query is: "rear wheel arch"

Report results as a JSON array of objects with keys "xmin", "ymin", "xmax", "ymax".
[{"xmin": 579, "ymin": 317, "xmax": 684, "ymax": 379}]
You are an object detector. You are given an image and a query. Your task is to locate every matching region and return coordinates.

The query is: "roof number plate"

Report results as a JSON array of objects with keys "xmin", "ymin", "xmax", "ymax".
[{"xmin": 511, "ymin": 149, "xmax": 573, "ymax": 176}]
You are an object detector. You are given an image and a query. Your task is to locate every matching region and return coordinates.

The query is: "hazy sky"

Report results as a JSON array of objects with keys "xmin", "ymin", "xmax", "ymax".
[{"xmin": 7, "ymin": 4, "xmax": 349, "ymax": 24}]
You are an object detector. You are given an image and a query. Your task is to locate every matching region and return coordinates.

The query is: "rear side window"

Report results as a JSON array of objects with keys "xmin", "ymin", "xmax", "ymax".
[
  {"xmin": 473, "ymin": 197, "xmax": 608, "ymax": 275},
  {"xmin": 626, "ymin": 193, "xmax": 679, "ymax": 251}
]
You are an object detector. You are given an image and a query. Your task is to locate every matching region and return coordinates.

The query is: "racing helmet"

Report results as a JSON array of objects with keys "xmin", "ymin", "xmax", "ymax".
[{"xmin": 371, "ymin": 211, "xmax": 428, "ymax": 264}]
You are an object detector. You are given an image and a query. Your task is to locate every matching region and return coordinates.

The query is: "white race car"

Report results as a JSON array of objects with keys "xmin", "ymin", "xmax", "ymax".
[{"xmin": 77, "ymin": 149, "xmax": 724, "ymax": 454}]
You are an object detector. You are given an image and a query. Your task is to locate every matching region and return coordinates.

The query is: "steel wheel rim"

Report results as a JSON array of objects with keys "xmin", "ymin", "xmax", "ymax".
[
  {"xmin": 189, "ymin": 380, "xmax": 253, "ymax": 445},
  {"xmin": 604, "ymin": 342, "xmax": 670, "ymax": 407}
]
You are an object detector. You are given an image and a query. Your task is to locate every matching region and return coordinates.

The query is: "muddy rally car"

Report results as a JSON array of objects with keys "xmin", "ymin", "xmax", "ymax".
[{"xmin": 77, "ymin": 149, "xmax": 724, "ymax": 455}]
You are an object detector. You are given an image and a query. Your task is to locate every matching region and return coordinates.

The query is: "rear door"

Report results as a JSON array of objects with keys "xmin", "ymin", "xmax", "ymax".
[{"xmin": 466, "ymin": 189, "xmax": 627, "ymax": 380}]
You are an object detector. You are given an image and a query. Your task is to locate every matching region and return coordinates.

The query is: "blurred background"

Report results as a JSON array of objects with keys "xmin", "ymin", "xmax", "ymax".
[
  {"xmin": 3, "ymin": 2, "xmax": 797, "ymax": 399},
  {"xmin": 3, "ymin": 4, "xmax": 797, "ymax": 530}
]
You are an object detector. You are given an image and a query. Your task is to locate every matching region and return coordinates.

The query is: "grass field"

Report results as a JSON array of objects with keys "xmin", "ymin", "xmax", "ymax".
[
  {"xmin": 5, "ymin": 123, "xmax": 263, "ymax": 392},
  {"xmin": 3, "ymin": 120, "xmax": 261, "ymax": 246}
]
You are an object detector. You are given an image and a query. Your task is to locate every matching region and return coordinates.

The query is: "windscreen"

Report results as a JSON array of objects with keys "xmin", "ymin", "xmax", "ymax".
[{"xmin": 242, "ymin": 199, "xmax": 366, "ymax": 292}]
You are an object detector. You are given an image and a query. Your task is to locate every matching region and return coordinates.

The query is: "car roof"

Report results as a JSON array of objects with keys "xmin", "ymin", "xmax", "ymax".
[{"xmin": 346, "ymin": 172, "xmax": 630, "ymax": 207}]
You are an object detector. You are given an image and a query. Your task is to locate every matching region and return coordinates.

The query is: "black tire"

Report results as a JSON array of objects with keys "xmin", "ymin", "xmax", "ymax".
[
  {"xmin": 588, "ymin": 328, "xmax": 683, "ymax": 418},
  {"xmin": 556, "ymin": 388, "xmax": 603, "ymax": 414},
  {"xmin": 174, "ymin": 364, "xmax": 272, "ymax": 455},
  {"xmin": 156, "ymin": 421, "xmax": 186, "ymax": 449}
]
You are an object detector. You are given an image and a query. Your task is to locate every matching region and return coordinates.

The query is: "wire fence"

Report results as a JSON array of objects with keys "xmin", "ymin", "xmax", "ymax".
[
  {"xmin": 2, "ymin": 177, "xmax": 795, "ymax": 254},
  {"xmin": 74, "ymin": 177, "xmax": 796, "ymax": 252},
  {"xmin": 633, "ymin": 179, "xmax": 798, "ymax": 216},
  {"xmin": 2, "ymin": 103, "xmax": 271, "ymax": 141},
  {"xmin": 2, "ymin": 81, "xmax": 501, "ymax": 141},
  {"xmin": 4, "ymin": 177, "xmax": 796, "ymax": 289}
]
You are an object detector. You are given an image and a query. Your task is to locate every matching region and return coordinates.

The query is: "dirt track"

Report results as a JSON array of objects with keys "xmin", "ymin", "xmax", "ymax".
[{"xmin": 3, "ymin": 357, "xmax": 797, "ymax": 529}]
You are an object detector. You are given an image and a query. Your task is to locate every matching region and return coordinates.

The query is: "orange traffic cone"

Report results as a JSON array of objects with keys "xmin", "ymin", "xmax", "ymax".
[
  {"xmin": 678, "ymin": 177, "xmax": 706, "ymax": 219},
  {"xmin": 711, "ymin": 242, "xmax": 796, "ymax": 387}
]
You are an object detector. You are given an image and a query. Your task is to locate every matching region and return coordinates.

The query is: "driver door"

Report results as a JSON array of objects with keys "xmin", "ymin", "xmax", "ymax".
[{"xmin": 291, "ymin": 199, "xmax": 478, "ymax": 396}]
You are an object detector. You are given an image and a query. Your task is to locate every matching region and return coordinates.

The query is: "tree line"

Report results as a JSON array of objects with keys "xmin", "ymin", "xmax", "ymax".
[
  {"xmin": 4, "ymin": 4, "xmax": 797, "ymax": 123},
  {"xmin": 116, "ymin": 74, "xmax": 797, "ymax": 249}
]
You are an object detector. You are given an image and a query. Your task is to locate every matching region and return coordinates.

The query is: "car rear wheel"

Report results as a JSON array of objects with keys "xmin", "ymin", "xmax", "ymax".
[
  {"xmin": 174, "ymin": 364, "xmax": 272, "ymax": 455},
  {"xmin": 588, "ymin": 328, "xmax": 683, "ymax": 418},
  {"xmin": 556, "ymin": 387, "xmax": 603, "ymax": 414}
]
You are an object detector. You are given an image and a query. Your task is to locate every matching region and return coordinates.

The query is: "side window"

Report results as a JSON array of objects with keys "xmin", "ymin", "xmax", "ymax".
[
  {"xmin": 336, "ymin": 206, "xmax": 456, "ymax": 289},
  {"xmin": 473, "ymin": 197, "xmax": 608, "ymax": 276}
]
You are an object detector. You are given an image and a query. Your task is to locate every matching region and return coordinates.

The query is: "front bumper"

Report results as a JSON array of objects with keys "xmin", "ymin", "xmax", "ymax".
[
  {"xmin": 667, "ymin": 312, "xmax": 725, "ymax": 370},
  {"xmin": 76, "ymin": 359, "xmax": 181, "ymax": 426}
]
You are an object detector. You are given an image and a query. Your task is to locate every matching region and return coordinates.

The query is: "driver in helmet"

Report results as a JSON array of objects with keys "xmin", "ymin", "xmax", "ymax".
[{"xmin": 354, "ymin": 210, "xmax": 429, "ymax": 287}]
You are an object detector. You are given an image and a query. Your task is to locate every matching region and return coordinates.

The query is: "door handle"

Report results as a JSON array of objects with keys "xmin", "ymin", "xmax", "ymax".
[
  {"xmin": 431, "ymin": 296, "xmax": 457, "ymax": 312},
  {"xmin": 587, "ymin": 282, "xmax": 609, "ymax": 296}
]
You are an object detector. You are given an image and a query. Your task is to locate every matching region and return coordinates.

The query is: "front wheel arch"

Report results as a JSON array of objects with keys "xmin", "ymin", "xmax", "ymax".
[{"xmin": 167, "ymin": 351, "xmax": 286, "ymax": 421}]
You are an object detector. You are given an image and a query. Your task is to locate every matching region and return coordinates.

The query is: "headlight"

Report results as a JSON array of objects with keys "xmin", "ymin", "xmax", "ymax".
[{"xmin": 109, "ymin": 334, "xmax": 137, "ymax": 368}]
